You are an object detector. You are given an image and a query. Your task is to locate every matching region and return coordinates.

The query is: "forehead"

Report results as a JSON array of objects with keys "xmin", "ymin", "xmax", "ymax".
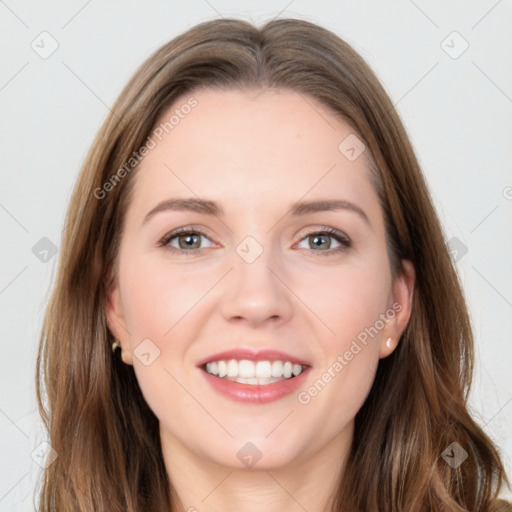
[{"xmin": 128, "ymin": 87, "xmax": 379, "ymax": 221}]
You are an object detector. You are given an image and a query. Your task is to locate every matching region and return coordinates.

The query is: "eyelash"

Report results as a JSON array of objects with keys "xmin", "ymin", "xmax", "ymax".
[{"xmin": 158, "ymin": 225, "xmax": 352, "ymax": 257}]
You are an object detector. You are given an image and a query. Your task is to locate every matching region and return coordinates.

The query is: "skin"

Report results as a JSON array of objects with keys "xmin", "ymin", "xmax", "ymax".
[{"xmin": 106, "ymin": 88, "xmax": 415, "ymax": 512}]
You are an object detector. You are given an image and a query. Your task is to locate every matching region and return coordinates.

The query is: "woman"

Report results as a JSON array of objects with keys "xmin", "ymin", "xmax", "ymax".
[{"xmin": 36, "ymin": 17, "xmax": 511, "ymax": 511}]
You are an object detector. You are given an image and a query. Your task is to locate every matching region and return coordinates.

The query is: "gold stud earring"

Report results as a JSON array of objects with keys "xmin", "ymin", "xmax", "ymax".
[{"xmin": 112, "ymin": 339, "xmax": 127, "ymax": 363}]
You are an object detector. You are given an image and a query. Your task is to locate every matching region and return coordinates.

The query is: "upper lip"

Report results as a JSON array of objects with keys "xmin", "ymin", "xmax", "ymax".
[{"xmin": 196, "ymin": 348, "xmax": 311, "ymax": 367}]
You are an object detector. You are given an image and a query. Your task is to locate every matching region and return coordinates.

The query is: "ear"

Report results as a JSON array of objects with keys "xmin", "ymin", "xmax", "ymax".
[
  {"xmin": 105, "ymin": 274, "xmax": 133, "ymax": 365},
  {"xmin": 379, "ymin": 259, "xmax": 415, "ymax": 358}
]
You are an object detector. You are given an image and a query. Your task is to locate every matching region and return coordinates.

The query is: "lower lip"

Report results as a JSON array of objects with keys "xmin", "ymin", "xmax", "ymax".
[{"xmin": 199, "ymin": 367, "xmax": 311, "ymax": 404}]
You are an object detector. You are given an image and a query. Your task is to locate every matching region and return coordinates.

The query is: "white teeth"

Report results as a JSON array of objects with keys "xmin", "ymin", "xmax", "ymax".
[
  {"xmin": 226, "ymin": 376, "xmax": 283, "ymax": 385},
  {"xmin": 238, "ymin": 360, "xmax": 255, "ymax": 378},
  {"xmin": 204, "ymin": 358, "xmax": 306, "ymax": 382},
  {"xmin": 271, "ymin": 360, "xmax": 283, "ymax": 377},
  {"xmin": 227, "ymin": 359, "xmax": 238, "ymax": 377},
  {"xmin": 255, "ymin": 361, "xmax": 272, "ymax": 378},
  {"xmin": 218, "ymin": 360, "xmax": 227, "ymax": 378}
]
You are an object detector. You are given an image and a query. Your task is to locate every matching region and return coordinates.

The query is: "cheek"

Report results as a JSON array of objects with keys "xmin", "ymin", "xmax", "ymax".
[
  {"xmin": 120, "ymin": 255, "xmax": 209, "ymax": 339},
  {"xmin": 297, "ymin": 260, "xmax": 389, "ymax": 403},
  {"xmin": 118, "ymin": 257, "xmax": 205, "ymax": 424},
  {"xmin": 305, "ymin": 260, "xmax": 390, "ymax": 344}
]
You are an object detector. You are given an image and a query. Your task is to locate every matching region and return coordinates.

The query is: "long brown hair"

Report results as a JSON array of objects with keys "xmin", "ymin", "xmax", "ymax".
[{"xmin": 36, "ymin": 17, "xmax": 511, "ymax": 511}]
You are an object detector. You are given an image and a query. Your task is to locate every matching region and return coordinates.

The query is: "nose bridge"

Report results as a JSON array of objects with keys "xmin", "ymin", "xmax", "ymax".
[
  {"xmin": 219, "ymin": 232, "xmax": 294, "ymax": 325},
  {"xmin": 232, "ymin": 232, "xmax": 282, "ymax": 297}
]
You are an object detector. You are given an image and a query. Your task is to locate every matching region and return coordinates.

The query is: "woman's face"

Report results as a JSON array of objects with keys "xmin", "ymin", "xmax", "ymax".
[{"xmin": 107, "ymin": 88, "xmax": 415, "ymax": 470}]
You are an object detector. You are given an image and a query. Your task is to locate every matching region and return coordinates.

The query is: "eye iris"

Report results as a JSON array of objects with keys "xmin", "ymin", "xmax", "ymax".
[
  {"xmin": 179, "ymin": 233, "xmax": 200, "ymax": 249},
  {"xmin": 310, "ymin": 234, "xmax": 331, "ymax": 249}
]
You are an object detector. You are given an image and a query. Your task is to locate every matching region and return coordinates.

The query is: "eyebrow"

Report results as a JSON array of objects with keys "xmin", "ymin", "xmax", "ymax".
[{"xmin": 143, "ymin": 197, "xmax": 371, "ymax": 227}]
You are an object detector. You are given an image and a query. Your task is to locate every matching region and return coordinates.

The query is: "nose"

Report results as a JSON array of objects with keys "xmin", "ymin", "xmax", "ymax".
[{"xmin": 219, "ymin": 246, "xmax": 294, "ymax": 328}]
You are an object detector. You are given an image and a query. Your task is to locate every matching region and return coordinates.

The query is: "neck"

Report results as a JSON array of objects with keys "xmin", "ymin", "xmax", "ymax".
[{"xmin": 161, "ymin": 422, "xmax": 353, "ymax": 512}]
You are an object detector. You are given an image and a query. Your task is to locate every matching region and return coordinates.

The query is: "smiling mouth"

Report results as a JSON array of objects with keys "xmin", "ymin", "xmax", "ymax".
[{"xmin": 201, "ymin": 359, "xmax": 308, "ymax": 386}]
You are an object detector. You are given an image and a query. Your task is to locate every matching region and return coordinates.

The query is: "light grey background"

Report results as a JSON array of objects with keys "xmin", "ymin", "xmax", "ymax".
[{"xmin": 1, "ymin": 1, "xmax": 511, "ymax": 509}]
